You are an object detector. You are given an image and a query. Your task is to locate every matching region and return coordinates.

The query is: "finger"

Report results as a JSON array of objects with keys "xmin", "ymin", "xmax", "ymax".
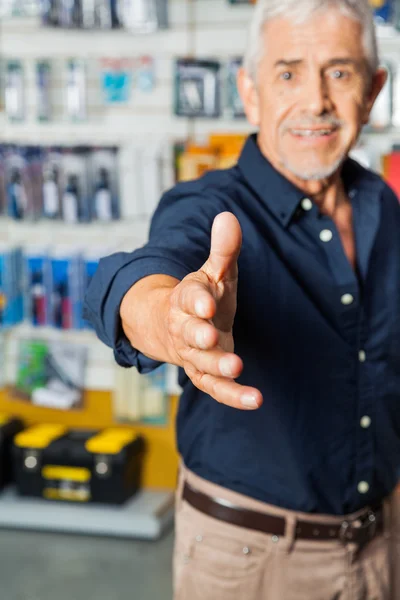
[
  {"xmin": 182, "ymin": 317, "xmax": 219, "ymax": 351},
  {"xmin": 186, "ymin": 364, "xmax": 263, "ymax": 410},
  {"xmin": 184, "ymin": 347, "xmax": 243, "ymax": 379},
  {"xmin": 202, "ymin": 212, "xmax": 242, "ymax": 284},
  {"xmin": 174, "ymin": 278, "xmax": 217, "ymax": 320}
]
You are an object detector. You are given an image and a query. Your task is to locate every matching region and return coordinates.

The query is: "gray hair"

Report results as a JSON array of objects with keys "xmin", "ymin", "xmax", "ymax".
[{"xmin": 243, "ymin": 0, "xmax": 379, "ymax": 80}]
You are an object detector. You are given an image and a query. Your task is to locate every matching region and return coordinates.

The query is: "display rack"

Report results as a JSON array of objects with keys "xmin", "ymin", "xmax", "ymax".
[
  {"xmin": 0, "ymin": 486, "xmax": 174, "ymax": 540},
  {"xmin": 0, "ymin": 0, "xmax": 400, "ymax": 538}
]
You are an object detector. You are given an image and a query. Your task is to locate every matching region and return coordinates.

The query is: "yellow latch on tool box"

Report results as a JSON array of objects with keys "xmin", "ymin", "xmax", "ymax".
[
  {"xmin": 14, "ymin": 424, "xmax": 67, "ymax": 449},
  {"xmin": 85, "ymin": 429, "xmax": 137, "ymax": 455},
  {"xmin": 42, "ymin": 465, "xmax": 91, "ymax": 483}
]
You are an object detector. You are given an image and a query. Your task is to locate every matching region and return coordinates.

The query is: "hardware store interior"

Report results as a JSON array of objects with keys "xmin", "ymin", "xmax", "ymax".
[{"xmin": 0, "ymin": 0, "xmax": 400, "ymax": 598}]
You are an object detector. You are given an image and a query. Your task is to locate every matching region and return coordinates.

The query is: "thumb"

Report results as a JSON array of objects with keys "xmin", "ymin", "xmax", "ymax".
[{"xmin": 203, "ymin": 212, "xmax": 242, "ymax": 283}]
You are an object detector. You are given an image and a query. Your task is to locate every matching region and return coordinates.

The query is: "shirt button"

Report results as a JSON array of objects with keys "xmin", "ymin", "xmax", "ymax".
[
  {"xmin": 358, "ymin": 350, "xmax": 366, "ymax": 363},
  {"xmin": 360, "ymin": 416, "xmax": 371, "ymax": 429},
  {"xmin": 341, "ymin": 293, "xmax": 354, "ymax": 306},
  {"xmin": 358, "ymin": 481, "xmax": 370, "ymax": 494},
  {"xmin": 301, "ymin": 198, "xmax": 313, "ymax": 211},
  {"xmin": 320, "ymin": 229, "xmax": 333, "ymax": 242}
]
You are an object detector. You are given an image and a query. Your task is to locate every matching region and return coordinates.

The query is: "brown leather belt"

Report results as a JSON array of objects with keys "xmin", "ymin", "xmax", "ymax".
[{"xmin": 182, "ymin": 482, "xmax": 384, "ymax": 546}]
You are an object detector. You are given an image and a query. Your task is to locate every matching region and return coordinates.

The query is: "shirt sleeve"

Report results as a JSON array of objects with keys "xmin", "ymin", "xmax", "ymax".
[{"xmin": 83, "ymin": 183, "xmax": 225, "ymax": 372}]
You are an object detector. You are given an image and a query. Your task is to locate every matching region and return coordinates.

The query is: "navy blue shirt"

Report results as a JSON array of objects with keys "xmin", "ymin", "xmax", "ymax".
[{"xmin": 84, "ymin": 134, "xmax": 400, "ymax": 516}]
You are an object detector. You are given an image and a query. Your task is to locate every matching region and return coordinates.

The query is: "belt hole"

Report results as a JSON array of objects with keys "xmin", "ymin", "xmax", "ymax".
[
  {"xmin": 329, "ymin": 529, "xmax": 336, "ymax": 537},
  {"xmin": 313, "ymin": 528, "xmax": 320, "ymax": 536}
]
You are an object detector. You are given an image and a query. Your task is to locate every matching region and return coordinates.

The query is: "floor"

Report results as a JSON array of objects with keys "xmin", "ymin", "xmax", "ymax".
[{"xmin": 0, "ymin": 527, "xmax": 174, "ymax": 600}]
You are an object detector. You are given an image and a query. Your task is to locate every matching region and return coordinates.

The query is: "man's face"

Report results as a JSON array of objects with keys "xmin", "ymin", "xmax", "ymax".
[{"xmin": 239, "ymin": 10, "xmax": 386, "ymax": 183}]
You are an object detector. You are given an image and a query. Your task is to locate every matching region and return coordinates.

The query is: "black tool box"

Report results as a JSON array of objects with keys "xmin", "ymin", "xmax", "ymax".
[
  {"xmin": 0, "ymin": 415, "xmax": 24, "ymax": 489},
  {"xmin": 13, "ymin": 424, "xmax": 146, "ymax": 505}
]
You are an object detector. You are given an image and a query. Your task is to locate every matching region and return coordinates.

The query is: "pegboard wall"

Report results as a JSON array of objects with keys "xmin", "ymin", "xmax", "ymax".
[{"xmin": 1, "ymin": 0, "xmax": 400, "ymax": 391}]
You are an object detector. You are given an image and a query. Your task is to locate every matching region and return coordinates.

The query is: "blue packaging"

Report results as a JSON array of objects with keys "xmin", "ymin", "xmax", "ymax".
[
  {"xmin": 50, "ymin": 247, "xmax": 84, "ymax": 330},
  {"xmin": 5, "ymin": 145, "xmax": 31, "ymax": 220},
  {"xmin": 82, "ymin": 248, "xmax": 102, "ymax": 329},
  {"xmin": 371, "ymin": 0, "xmax": 394, "ymax": 23},
  {"xmin": 24, "ymin": 247, "xmax": 51, "ymax": 327},
  {"xmin": 0, "ymin": 245, "xmax": 24, "ymax": 329},
  {"xmin": 0, "ymin": 146, "xmax": 6, "ymax": 215}
]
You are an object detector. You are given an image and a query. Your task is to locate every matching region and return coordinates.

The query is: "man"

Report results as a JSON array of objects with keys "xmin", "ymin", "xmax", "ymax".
[{"xmin": 84, "ymin": 0, "xmax": 400, "ymax": 598}]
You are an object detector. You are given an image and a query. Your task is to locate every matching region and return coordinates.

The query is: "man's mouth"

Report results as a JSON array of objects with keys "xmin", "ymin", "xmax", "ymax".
[{"xmin": 289, "ymin": 128, "xmax": 338, "ymax": 137}]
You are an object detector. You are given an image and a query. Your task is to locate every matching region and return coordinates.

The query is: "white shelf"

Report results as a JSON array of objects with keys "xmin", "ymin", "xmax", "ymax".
[
  {"xmin": 0, "ymin": 216, "xmax": 150, "ymax": 248},
  {"xmin": 0, "ymin": 486, "xmax": 175, "ymax": 540}
]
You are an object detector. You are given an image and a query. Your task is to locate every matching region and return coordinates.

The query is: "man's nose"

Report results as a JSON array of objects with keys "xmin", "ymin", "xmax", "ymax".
[{"xmin": 303, "ymin": 72, "xmax": 332, "ymax": 116}]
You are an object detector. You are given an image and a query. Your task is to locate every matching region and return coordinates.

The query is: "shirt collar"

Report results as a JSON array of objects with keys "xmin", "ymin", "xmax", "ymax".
[{"xmin": 237, "ymin": 133, "xmax": 384, "ymax": 227}]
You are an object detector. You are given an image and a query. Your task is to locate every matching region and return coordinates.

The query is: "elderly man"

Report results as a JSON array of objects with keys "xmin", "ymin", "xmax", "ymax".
[{"xmin": 84, "ymin": 0, "xmax": 400, "ymax": 598}]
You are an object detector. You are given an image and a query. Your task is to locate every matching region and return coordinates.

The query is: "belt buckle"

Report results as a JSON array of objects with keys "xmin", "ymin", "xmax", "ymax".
[
  {"xmin": 362, "ymin": 510, "xmax": 377, "ymax": 541},
  {"xmin": 339, "ymin": 520, "xmax": 351, "ymax": 544},
  {"xmin": 339, "ymin": 510, "xmax": 377, "ymax": 545}
]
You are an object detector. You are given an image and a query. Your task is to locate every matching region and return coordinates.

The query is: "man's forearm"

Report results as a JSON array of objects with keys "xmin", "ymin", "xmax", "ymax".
[{"xmin": 119, "ymin": 274, "xmax": 180, "ymax": 365}]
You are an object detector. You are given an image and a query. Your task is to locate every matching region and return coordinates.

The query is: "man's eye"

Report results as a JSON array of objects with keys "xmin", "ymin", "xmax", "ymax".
[
  {"xmin": 280, "ymin": 71, "xmax": 293, "ymax": 81},
  {"xmin": 331, "ymin": 70, "xmax": 348, "ymax": 79}
]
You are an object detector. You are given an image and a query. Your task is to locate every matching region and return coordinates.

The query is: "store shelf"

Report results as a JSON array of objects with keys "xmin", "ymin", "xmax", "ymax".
[{"xmin": 0, "ymin": 486, "xmax": 175, "ymax": 540}]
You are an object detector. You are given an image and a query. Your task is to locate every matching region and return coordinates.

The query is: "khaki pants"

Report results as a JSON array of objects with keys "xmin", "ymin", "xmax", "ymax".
[{"xmin": 173, "ymin": 464, "xmax": 400, "ymax": 600}]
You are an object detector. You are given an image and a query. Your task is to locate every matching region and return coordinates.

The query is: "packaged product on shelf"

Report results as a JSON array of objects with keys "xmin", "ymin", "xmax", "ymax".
[
  {"xmin": 24, "ymin": 245, "xmax": 51, "ymax": 327},
  {"xmin": 114, "ymin": 363, "xmax": 169, "ymax": 425},
  {"xmin": 42, "ymin": 148, "xmax": 63, "ymax": 219},
  {"xmin": 382, "ymin": 148, "xmax": 400, "ymax": 198},
  {"xmin": 13, "ymin": 340, "xmax": 87, "ymax": 410},
  {"xmin": 4, "ymin": 146, "xmax": 32, "ymax": 220},
  {"xmin": 25, "ymin": 146, "xmax": 45, "ymax": 220},
  {"xmin": 59, "ymin": 0, "xmax": 83, "ymax": 27},
  {"xmin": 49, "ymin": 246, "xmax": 84, "ymax": 330},
  {"xmin": 226, "ymin": 58, "xmax": 246, "ymax": 119},
  {"xmin": 174, "ymin": 58, "xmax": 221, "ymax": 118},
  {"xmin": 3, "ymin": 0, "xmax": 37, "ymax": 17},
  {"xmin": 36, "ymin": 60, "xmax": 52, "ymax": 122},
  {"xmin": 136, "ymin": 55, "xmax": 156, "ymax": 93},
  {"xmin": 4, "ymin": 60, "xmax": 25, "ymax": 122},
  {"xmin": 177, "ymin": 144, "xmax": 218, "ymax": 182},
  {"xmin": 209, "ymin": 133, "xmax": 247, "ymax": 169},
  {"xmin": 100, "ymin": 57, "xmax": 134, "ymax": 105},
  {"xmin": 0, "ymin": 147, "xmax": 6, "ymax": 216},
  {"xmin": 13, "ymin": 424, "xmax": 145, "ymax": 503},
  {"xmin": 0, "ymin": 245, "xmax": 24, "ymax": 329},
  {"xmin": 370, "ymin": 0, "xmax": 394, "ymax": 24},
  {"xmin": 118, "ymin": 0, "xmax": 168, "ymax": 33},
  {"xmin": 82, "ymin": 0, "xmax": 113, "ymax": 29},
  {"xmin": 41, "ymin": 0, "xmax": 60, "ymax": 26},
  {"xmin": 89, "ymin": 147, "xmax": 120, "ymax": 221},
  {"xmin": 369, "ymin": 62, "xmax": 393, "ymax": 130},
  {"xmin": 65, "ymin": 59, "xmax": 87, "ymax": 121},
  {"xmin": 61, "ymin": 148, "xmax": 91, "ymax": 223}
]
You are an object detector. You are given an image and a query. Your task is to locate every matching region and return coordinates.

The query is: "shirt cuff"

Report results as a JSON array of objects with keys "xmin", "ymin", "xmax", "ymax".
[{"xmin": 103, "ymin": 256, "xmax": 191, "ymax": 372}]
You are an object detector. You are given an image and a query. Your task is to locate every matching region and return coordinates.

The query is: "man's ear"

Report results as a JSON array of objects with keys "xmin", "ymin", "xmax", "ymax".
[
  {"xmin": 237, "ymin": 67, "xmax": 261, "ymax": 127},
  {"xmin": 362, "ymin": 67, "xmax": 387, "ymax": 125}
]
